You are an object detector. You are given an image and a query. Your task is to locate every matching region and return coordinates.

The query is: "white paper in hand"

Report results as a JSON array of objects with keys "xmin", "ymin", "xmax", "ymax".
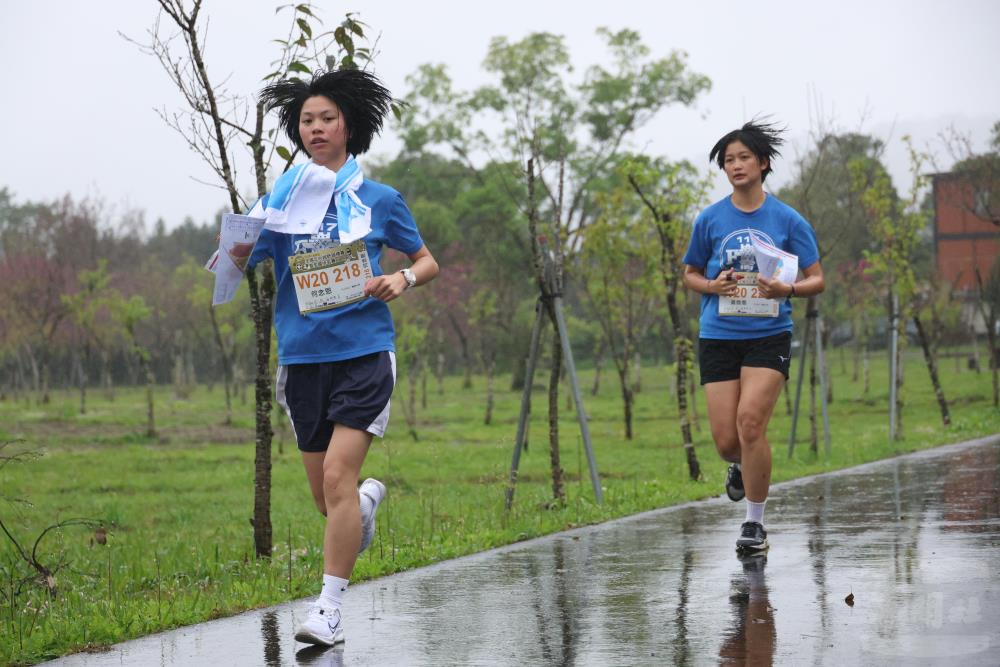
[
  {"xmin": 750, "ymin": 231, "xmax": 798, "ymax": 284},
  {"xmin": 205, "ymin": 214, "xmax": 265, "ymax": 306}
]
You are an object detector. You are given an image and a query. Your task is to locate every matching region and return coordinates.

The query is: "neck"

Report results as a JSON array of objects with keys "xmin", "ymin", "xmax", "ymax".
[
  {"xmin": 314, "ymin": 153, "xmax": 349, "ymax": 172},
  {"xmin": 730, "ymin": 184, "xmax": 766, "ymax": 212}
]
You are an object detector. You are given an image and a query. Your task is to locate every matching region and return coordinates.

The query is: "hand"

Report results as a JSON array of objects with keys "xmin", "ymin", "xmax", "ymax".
[
  {"xmin": 756, "ymin": 275, "xmax": 791, "ymax": 299},
  {"xmin": 711, "ymin": 268, "xmax": 742, "ymax": 296},
  {"xmin": 364, "ymin": 273, "xmax": 408, "ymax": 303}
]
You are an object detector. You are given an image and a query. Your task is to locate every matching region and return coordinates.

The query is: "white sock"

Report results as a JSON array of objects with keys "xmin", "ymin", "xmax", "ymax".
[
  {"xmin": 319, "ymin": 574, "xmax": 348, "ymax": 610},
  {"xmin": 745, "ymin": 499, "xmax": 766, "ymax": 526}
]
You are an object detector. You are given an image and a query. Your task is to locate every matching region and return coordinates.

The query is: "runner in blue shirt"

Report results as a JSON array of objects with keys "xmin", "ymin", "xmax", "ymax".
[
  {"xmin": 682, "ymin": 120, "xmax": 824, "ymax": 553},
  {"xmin": 251, "ymin": 69, "xmax": 439, "ymax": 647}
]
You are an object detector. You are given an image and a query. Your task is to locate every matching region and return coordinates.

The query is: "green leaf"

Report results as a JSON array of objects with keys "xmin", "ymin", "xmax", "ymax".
[
  {"xmin": 295, "ymin": 36, "xmax": 307, "ymax": 48},
  {"xmin": 288, "ymin": 61, "xmax": 311, "ymax": 74},
  {"xmin": 262, "ymin": 71, "xmax": 282, "ymax": 81},
  {"xmin": 347, "ymin": 19, "xmax": 365, "ymax": 37},
  {"xmin": 296, "ymin": 18, "xmax": 312, "ymax": 38},
  {"xmin": 295, "ymin": 4, "xmax": 315, "ymax": 17},
  {"xmin": 391, "ymin": 103, "xmax": 403, "ymax": 122},
  {"xmin": 276, "ymin": 146, "xmax": 293, "ymax": 161}
]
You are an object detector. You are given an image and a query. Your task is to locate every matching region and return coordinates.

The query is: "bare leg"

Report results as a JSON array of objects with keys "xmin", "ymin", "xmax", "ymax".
[
  {"xmin": 704, "ymin": 379, "xmax": 741, "ymax": 463},
  {"xmin": 301, "ymin": 424, "xmax": 373, "ymax": 578},
  {"xmin": 735, "ymin": 367, "xmax": 785, "ymax": 503}
]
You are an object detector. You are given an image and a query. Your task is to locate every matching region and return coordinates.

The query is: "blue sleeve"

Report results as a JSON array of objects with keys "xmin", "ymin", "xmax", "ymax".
[
  {"xmin": 682, "ymin": 211, "xmax": 710, "ymax": 268},
  {"xmin": 385, "ymin": 193, "xmax": 425, "ymax": 255},
  {"xmin": 246, "ymin": 194, "xmax": 272, "ymax": 270},
  {"xmin": 247, "ymin": 229, "xmax": 274, "ymax": 269},
  {"xmin": 789, "ymin": 213, "xmax": 820, "ymax": 269}
]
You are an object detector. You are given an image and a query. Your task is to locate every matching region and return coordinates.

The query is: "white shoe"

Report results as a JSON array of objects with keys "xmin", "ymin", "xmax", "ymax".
[
  {"xmin": 294, "ymin": 600, "xmax": 345, "ymax": 646},
  {"xmin": 358, "ymin": 478, "xmax": 386, "ymax": 554}
]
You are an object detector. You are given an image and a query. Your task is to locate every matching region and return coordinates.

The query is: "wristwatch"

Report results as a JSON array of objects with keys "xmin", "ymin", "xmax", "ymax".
[{"xmin": 399, "ymin": 268, "xmax": 417, "ymax": 289}]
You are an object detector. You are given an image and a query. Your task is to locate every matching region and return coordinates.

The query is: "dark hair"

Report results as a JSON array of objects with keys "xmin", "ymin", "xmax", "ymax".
[
  {"xmin": 709, "ymin": 119, "xmax": 785, "ymax": 181},
  {"xmin": 260, "ymin": 69, "xmax": 393, "ymax": 156}
]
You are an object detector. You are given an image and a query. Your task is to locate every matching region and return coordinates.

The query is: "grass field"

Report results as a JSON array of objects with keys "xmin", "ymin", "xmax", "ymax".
[{"xmin": 1, "ymin": 347, "xmax": 998, "ymax": 664}]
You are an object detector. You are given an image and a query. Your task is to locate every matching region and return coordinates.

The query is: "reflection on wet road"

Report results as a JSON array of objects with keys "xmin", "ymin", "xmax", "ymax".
[{"xmin": 47, "ymin": 435, "xmax": 1000, "ymax": 666}]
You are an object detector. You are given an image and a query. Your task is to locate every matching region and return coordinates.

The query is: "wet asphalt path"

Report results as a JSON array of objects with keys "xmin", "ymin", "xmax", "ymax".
[{"xmin": 46, "ymin": 434, "xmax": 1000, "ymax": 666}]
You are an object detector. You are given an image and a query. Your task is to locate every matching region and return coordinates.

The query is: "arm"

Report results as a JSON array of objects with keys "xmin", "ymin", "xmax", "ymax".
[
  {"xmin": 364, "ymin": 245, "xmax": 439, "ymax": 303},
  {"xmin": 756, "ymin": 260, "xmax": 825, "ymax": 300}
]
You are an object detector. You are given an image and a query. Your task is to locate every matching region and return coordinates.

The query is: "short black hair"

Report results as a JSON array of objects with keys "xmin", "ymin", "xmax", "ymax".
[
  {"xmin": 260, "ymin": 69, "xmax": 393, "ymax": 156},
  {"xmin": 709, "ymin": 120, "xmax": 785, "ymax": 181}
]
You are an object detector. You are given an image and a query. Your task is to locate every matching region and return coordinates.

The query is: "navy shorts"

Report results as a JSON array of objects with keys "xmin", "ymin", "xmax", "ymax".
[
  {"xmin": 698, "ymin": 332, "xmax": 792, "ymax": 384},
  {"xmin": 276, "ymin": 351, "xmax": 396, "ymax": 452}
]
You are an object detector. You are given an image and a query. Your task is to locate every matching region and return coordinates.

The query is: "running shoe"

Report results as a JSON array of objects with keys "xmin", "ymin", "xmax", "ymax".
[
  {"xmin": 725, "ymin": 464, "xmax": 745, "ymax": 501},
  {"xmin": 359, "ymin": 478, "xmax": 386, "ymax": 554},
  {"xmin": 294, "ymin": 601, "xmax": 345, "ymax": 646},
  {"xmin": 735, "ymin": 521, "xmax": 769, "ymax": 552}
]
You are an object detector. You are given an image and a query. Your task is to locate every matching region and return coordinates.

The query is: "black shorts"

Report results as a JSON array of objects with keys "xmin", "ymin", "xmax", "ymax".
[
  {"xmin": 698, "ymin": 332, "xmax": 792, "ymax": 384},
  {"xmin": 276, "ymin": 351, "xmax": 396, "ymax": 452}
]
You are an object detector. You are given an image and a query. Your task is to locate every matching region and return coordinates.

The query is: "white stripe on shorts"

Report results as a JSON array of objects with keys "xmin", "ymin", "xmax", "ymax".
[
  {"xmin": 274, "ymin": 365, "xmax": 297, "ymax": 442},
  {"xmin": 364, "ymin": 351, "xmax": 396, "ymax": 438}
]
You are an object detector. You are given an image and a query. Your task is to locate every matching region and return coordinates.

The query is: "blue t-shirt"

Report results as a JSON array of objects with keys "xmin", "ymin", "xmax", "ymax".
[
  {"xmin": 682, "ymin": 194, "xmax": 820, "ymax": 340},
  {"xmin": 248, "ymin": 179, "xmax": 425, "ymax": 365}
]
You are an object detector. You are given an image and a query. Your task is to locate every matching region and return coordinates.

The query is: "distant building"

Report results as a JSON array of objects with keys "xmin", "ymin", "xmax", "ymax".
[
  {"xmin": 931, "ymin": 170, "xmax": 998, "ymax": 293},
  {"xmin": 931, "ymin": 170, "xmax": 998, "ymax": 338}
]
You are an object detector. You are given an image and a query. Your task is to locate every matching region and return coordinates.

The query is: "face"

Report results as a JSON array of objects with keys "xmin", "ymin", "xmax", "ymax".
[
  {"xmin": 298, "ymin": 95, "xmax": 349, "ymax": 168},
  {"xmin": 723, "ymin": 140, "xmax": 767, "ymax": 189}
]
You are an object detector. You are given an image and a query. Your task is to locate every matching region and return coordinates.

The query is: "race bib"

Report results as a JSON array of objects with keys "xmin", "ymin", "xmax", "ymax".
[
  {"xmin": 288, "ymin": 240, "xmax": 373, "ymax": 314},
  {"xmin": 718, "ymin": 272, "xmax": 779, "ymax": 317}
]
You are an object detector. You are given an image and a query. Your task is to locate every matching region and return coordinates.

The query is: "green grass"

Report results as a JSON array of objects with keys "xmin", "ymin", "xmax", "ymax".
[{"xmin": 1, "ymin": 348, "xmax": 998, "ymax": 664}]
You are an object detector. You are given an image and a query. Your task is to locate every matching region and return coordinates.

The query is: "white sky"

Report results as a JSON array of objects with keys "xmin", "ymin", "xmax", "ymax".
[{"xmin": 2, "ymin": 0, "xmax": 998, "ymax": 230}]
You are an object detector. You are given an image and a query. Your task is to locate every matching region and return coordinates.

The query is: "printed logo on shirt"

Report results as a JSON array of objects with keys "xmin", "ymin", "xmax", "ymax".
[
  {"xmin": 292, "ymin": 211, "xmax": 341, "ymax": 255},
  {"xmin": 717, "ymin": 229, "xmax": 779, "ymax": 272}
]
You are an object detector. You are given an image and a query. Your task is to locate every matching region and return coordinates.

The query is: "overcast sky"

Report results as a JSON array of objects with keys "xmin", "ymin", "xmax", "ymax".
[{"xmin": 2, "ymin": 0, "xmax": 998, "ymax": 231}]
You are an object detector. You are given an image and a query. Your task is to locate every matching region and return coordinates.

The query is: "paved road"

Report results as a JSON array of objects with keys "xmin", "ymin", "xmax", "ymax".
[{"xmin": 47, "ymin": 434, "xmax": 1000, "ymax": 666}]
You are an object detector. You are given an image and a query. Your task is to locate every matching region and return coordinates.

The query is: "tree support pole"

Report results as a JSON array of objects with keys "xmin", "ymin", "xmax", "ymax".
[
  {"xmin": 551, "ymin": 294, "xmax": 604, "ymax": 504},
  {"xmin": 814, "ymin": 309, "xmax": 832, "ymax": 455}
]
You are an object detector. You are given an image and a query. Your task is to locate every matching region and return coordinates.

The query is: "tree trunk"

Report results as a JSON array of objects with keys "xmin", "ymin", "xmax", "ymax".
[
  {"xmin": 591, "ymin": 341, "xmax": 604, "ymax": 396},
  {"xmin": 247, "ymin": 263, "xmax": 274, "ymax": 559},
  {"xmin": 101, "ymin": 348, "xmax": 115, "ymax": 401},
  {"xmin": 809, "ymin": 338, "xmax": 818, "ymax": 456},
  {"xmin": 665, "ymin": 284, "xmax": 700, "ymax": 481},
  {"xmin": 483, "ymin": 352, "xmax": 495, "ymax": 426},
  {"xmin": 436, "ymin": 350, "xmax": 445, "ymax": 396},
  {"xmin": 822, "ymin": 326, "xmax": 833, "ymax": 405},
  {"xmin": 448, "ymin": 312, "xmax": 473, "ymax": 390},
  {"xmin": 616, "ymin": 365, "xmax": 633, "ymax": 440},
  {"xmin": 139, "ymin": 353, "xmax": 156, "ymax": 438},
  {"xmin": 547, "ymin": 326, "xmax": 565, "ymax": 504},
  {"xmin": 863, "ymin": 344, "xmax": 871, "ymax": 398},
  {"xmin": 631, "ymin": 350, "xmax": 642, "ymax": 394},
  {"xmin": 421, "ymin": 363, "xmax": 427, "ymax": 410},
  {"xmin": 913, "ymin": 315, "xmax": 950, "ymax": 426},
  {"xmin": 76, "ymin": 349, "xmax": 87, "ymax": 415}
]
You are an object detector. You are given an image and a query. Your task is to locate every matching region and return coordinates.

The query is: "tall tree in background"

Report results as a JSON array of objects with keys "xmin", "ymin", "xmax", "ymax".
[
  {"xmin": 580, "ymin": 180, "xmax": 659, "ymax": 440},
  {"xmin": 622, "ymin": 157, "xmax": 708, "ymax": 480},
  {"xmin": 400, "ymin": 28, "xmax": 710, "ymax": 502}
]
